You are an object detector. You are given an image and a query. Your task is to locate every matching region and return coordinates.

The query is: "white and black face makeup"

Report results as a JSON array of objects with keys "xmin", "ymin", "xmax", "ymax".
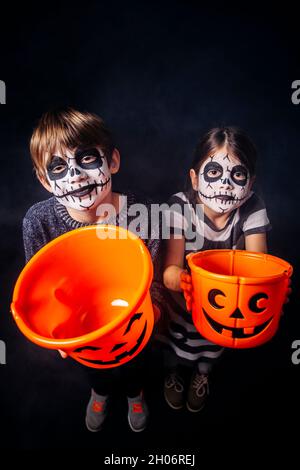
[
  {"xmin": 197, "ymin": 151, "xmax": 251, "ymax": 214},
  {"xmin": 46, "ymin": 147, "xmax": 112, "ymax": 211}
]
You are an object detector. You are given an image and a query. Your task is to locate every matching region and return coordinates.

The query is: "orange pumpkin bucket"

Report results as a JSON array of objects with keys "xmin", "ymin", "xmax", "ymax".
[
  {"xmin": 11, "ymin": 225, "xmax": 154, "ymax": 368},
  {"xmin": 187, "ymin": 249, "xmax": 292, "ymax": 348}
]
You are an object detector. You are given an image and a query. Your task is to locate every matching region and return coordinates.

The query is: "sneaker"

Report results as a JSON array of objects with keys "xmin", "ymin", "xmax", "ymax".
[
  {"xmin": 186, "ymin": 372, "xmax": 209, "ymax": 412},
  {"xmin": 85, "ymin": 390, "xmax": 108, "ymax": 432},
  {"xmin": 164, "ymin": 373, "xmax": 184, "ymax": 410},
  {"xmin": 127, "ymin": 392, "xmax": 149, "ymax": 432}
]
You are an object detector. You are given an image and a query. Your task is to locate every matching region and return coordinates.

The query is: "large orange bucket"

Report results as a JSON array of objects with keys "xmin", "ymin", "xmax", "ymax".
[
  {"xmin": 187, "ymin": 249, "xmax": 292, "ymax": 348},
  {"xmin": 11, "ymin": 225, "xmax": 154, "ymax": 368}
]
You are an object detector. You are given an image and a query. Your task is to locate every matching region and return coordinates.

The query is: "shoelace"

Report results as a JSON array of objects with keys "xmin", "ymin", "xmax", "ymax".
[
  {"xmin": 192, "ymin": 374, "xmax": 209, "ymax": 398},
  {"xmin": 165, "ymin": 373, "xmax": 184, "ymax": 393}
]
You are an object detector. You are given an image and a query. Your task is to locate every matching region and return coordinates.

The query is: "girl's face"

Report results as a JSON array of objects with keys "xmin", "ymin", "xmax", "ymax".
[{"xmin": 191, "ymin": 148, "xmax": 253, "ymax": 214}]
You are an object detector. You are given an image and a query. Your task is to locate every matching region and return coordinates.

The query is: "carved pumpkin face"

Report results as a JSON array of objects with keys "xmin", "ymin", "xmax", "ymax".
[
  {"xmin": 188, "ymin": 249, "xmax": 292, "ymax": 349},
  {"xmin": 69, "ymin": 311, "xmax": 153, "ymax": 368},
  {"xmin": 192, "ymin": 276, "xmax": 288, "ymax": 348}
]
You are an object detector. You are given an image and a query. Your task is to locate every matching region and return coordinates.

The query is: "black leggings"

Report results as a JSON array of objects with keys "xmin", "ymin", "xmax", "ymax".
[{"xmin": 84, "ymin": 348, "xmax": 147, "ymax": 398}]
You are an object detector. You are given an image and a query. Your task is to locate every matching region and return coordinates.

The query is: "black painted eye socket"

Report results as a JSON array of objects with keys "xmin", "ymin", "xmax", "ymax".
[
  {"xmin": 233, "ymin": 171, "xmax": 246, "ymax": 180},
  {"xmin": 203, "ymin": 162, "xmax": 224, "ymax": 183},
  {"xmin": 207, "ymin": 168, "xmax": 222, "ymax": 178},
  {"xmin": 80, "ymin": 155, "xmax": 98, "ymax": 165},
  {"xmin": 231, "ymin": 165, "xmax": 248, "ymax": 186},
  {"xmin": 52, "ymin": 163, "xmax": 67, "ymax": 174},
  {"xmin": 208, "ymin": 289, "xmax": 226, "ymax": 309},
  {"xmin": 47, "ymin": 156, "xmax": 68, "ymax": 180},
  {"xmin": 75, "ymin": 148, "xmax": 104, "ymax": 170},
  {"xmin": 248, "ymin": 292, "xmax": 268, "ymax": 313}
]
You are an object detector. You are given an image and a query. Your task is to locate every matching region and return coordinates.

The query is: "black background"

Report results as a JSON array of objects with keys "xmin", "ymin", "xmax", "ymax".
[{"xmin": 0, "ymin": 0, "xmax": 299, "ymax": 452}]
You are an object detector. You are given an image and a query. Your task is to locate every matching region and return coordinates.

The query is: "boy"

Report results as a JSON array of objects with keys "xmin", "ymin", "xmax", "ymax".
[{"xmin": 23, "ymin": 107, "xmax": 164, "ymax": 432}]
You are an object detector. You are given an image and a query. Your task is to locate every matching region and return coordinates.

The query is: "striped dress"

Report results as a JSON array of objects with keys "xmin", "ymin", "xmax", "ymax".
[{"xmin": 159, "ymin": 190, "xmax": 272, "ymax": 374}]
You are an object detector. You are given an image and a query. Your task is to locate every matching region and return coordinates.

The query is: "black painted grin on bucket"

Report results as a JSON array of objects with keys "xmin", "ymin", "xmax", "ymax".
[{"xmin": 202, "ymin": 308, "xmax": 272, "ymax": 339}]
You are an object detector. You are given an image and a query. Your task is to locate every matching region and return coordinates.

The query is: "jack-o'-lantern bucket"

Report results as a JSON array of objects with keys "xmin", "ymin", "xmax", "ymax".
[
  {"xmin": 11, "ymin": 225, "xmax": 154, "ymax": 368},
  {"xmin": 187, "ymin": 249, "xmax": 292, "ymax": 348}
]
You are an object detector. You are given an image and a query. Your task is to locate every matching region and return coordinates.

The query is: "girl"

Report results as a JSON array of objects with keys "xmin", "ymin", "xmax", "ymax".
[{"xmin": 161, "ymin": 127, "xmax": 271, "ymax": 412}]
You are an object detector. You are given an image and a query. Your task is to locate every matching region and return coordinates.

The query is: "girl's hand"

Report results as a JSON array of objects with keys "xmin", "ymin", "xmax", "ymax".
[
  {"xmin": 58, "ymin": 349, "xmax": 68, "ymax": 359},
  {"xmin": 180, "ymin": 271, "xmax": 193, "ymax": 311}
]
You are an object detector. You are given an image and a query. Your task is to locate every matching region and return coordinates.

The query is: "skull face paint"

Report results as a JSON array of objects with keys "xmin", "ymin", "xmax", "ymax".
[
  {"xmin": 197, "ymin": 151, "xmax": 251, "ymax": 214},
  {"xmin": 47, "ymin": 147, "xmax": 111, "ymax": 211},
  {"xmin": 198, "ymin": 150, "xmax": 251, "ymax": 214}
]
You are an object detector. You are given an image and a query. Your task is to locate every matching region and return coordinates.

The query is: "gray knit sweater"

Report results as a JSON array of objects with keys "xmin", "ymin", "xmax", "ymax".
[{"xmin": 22, "ymin": 191, "xmax": 165, "ymax": 312}]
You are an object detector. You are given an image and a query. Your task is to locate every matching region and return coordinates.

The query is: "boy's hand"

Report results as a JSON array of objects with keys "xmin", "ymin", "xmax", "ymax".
[
  {"xmin": 152, "ymin": 304, "xmax": 170, "ymax": 335},
  {"xmin": 58, "ymin": 349, "xmax": 68, "ymax": 359},
  {"xmin": 153, "ymin": 304, "xmax": 161, "ymax": 323},
  {"xmin": 285, "ymin": 278, "xmax": 292, "ymax": 303},
  {"xmin": 180, "ymin": 271, "xmax": 193, "ymax": 312}
]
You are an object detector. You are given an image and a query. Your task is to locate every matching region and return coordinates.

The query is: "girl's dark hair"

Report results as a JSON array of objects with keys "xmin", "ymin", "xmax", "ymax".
[{"xmin": 185, "ymin": 127, "xmax": 257, "ymax": 205}]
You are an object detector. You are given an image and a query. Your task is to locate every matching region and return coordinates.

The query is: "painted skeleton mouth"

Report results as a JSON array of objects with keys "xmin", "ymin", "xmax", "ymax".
[
  {"xmin": 56, "ymin": 177, "xmax": 110, "ymax": 199},
  {"xmin": 203, "ymin": 308, "xmax": 272, "ymax": 339},
  {"xmin": 199, "ymin": 191, "xmax": 245, "ymax": 204}
]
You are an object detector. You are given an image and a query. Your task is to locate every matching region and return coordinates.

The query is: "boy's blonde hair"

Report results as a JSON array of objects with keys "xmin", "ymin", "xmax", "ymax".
[{"xmin": 30, "ymin": 108, "xmax": 115, "ymax": 179}]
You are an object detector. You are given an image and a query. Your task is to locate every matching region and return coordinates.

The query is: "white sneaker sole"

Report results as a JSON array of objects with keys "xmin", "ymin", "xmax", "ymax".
[
  {"xmin": 186, "ymin": 401, "xmax": 205, "ymax": 413},
  {"xmin": 85, "ymin": 415, "xmax": 105, "ymax": 432},
  {"xmin": 127, "ymin": 414, "xmax": 147, "ymax": 433},
  {"xmin": 164, "ymin": 391, "xmax": 184, "ymax": 410}
]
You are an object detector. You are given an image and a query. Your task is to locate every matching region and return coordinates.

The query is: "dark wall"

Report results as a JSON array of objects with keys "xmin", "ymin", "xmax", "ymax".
[{"xmin": 0, "ymin": 1, "xmax": 299, "ymax": 451}]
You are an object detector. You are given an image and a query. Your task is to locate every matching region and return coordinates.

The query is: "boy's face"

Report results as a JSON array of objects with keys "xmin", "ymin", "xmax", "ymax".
[
  {"xmin": 191, "ymin": 148, "xmax": 252, "ymax": 214},
  {"xmin": 44, "ymin": 147, "xmax": 113, "ymax": 211}
]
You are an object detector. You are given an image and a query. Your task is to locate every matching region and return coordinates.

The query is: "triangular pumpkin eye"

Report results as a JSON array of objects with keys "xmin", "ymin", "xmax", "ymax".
[
  {"xmin": 208, "ymin": 289, "xmax": 226, "ymax": 309},
  {"xmin": 248, "ymin": 293, "xmax": 268, "ymax": 313}
]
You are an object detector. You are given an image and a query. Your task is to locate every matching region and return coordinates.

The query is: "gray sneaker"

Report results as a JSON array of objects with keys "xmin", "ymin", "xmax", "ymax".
[
  {"xmin": 164, "ymin": 373, "xmax": 185, "ymax": 410},
  {"xmin": 127, "ymin": 392, "xmax": 149, "ymax": 432},
  {"xmin": 186, "ymin": 372, "xmax": 209, "ymax": 412},
  {"xmin": 85, "ymin": 390, "xmax": 108, "ymax": 432}
]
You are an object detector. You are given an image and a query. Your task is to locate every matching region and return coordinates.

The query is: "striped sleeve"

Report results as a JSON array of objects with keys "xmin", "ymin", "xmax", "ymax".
[{"xmin": 241, "ymin": 193, "xmax": 272, "ymax": 236}]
